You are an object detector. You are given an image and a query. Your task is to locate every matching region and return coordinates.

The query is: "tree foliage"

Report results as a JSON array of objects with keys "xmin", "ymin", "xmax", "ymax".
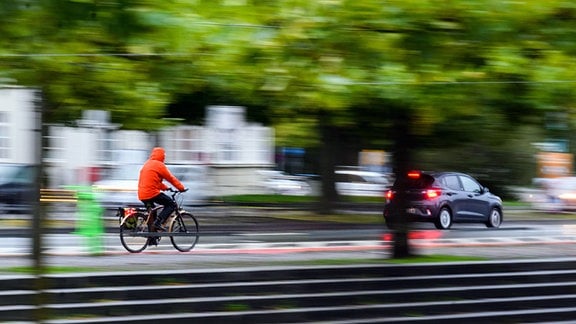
[{"xmin": 1, "ymin": 0, "xmax": 576, "ymax": 183}]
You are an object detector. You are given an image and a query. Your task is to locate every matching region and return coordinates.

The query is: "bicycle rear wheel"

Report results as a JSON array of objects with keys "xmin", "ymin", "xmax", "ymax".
[
  {"xmin": 170, "ymin": 212, "xmax": 199, "ymax": 252},
  {"xmin": 120, "ymin": 212, "xmax": 149, "ymax": 253}
]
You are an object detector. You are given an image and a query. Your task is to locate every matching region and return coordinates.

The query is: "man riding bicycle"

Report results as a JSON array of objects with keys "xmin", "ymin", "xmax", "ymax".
[{"xmin": 138, "ymin": 147, "xmax": 187, "ymax": 233}]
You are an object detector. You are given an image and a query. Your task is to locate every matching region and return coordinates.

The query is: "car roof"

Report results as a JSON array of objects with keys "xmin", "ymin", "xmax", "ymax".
[
  {"xmin": 422, "ymin": 171, "xmax": 469, "ymax": 178},
  {"xmin": 394, "ymin": 171, "xmax": 472, "ymax": 184},
  {"xmin": 335, "ymin": 170, "xmax": 387, "ymax": 176}
]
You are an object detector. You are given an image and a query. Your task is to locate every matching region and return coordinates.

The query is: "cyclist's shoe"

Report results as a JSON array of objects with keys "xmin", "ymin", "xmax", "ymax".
[{"xmin": 147, "ymin": 237, "xmax": 160, "ymax": 246}]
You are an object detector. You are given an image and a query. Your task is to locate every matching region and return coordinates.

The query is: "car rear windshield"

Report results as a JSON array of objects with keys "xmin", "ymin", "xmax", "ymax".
[{"xmin": 393, "ymin": 174, "xmax": 435, "ymax": 189}]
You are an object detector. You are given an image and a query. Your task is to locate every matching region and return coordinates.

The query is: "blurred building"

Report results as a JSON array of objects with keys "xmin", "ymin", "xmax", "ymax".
[
  {"xmin": 160, "ymin": 106, "xmax": 275, "ymax": 195},
  {"xmin": 0, "ymin": 87, "xmax": 40, "ymax": 165},
  {"xmin": 45, "ymin": 106, "xmax": 274, "ymax": 196}
]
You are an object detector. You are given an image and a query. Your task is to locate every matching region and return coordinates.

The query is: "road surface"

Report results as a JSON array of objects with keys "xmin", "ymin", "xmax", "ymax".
[{"xmin": 1, "ymin": 211, "xmax": 576, "ymax": 272}]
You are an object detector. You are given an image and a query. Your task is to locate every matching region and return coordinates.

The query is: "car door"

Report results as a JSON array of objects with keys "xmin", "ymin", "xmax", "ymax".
[
  {"xmin": 440, "ymin": 175, "xmax": 469, "ymax": 220},
  {"xmin": 458, "ymin": 175, "xmax": 491, "ymax": 219}
]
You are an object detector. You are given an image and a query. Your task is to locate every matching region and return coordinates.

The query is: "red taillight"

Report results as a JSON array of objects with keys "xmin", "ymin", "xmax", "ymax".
[
  {"xmin": 386, "ymin": 190, "xmax": 394, "ymax": 200},
  {"xmin": 425, "ymin": 189, "xmax": 441, "ymax": 199},
  {"xmin": 124, "ymin": 207, "xmax": 137, "ymax": 217},
  {"xmin": 407, "ymin": 171, "xmax": 421, "ymax": 179}
]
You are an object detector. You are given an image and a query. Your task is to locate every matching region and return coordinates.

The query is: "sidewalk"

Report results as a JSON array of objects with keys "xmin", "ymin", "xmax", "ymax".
[{"xmin": 2, "ymin": 238, "xmax": 575, "ymax": 274}]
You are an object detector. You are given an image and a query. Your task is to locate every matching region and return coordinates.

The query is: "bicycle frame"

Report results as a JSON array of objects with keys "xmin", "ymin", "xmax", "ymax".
[
  {"xmin": 118, "ymin": 188, "xmax": 199, "ymax": 253},
  {"xmin": 118, "ymin": 189, "xmax": 185, "ymax": 229}
]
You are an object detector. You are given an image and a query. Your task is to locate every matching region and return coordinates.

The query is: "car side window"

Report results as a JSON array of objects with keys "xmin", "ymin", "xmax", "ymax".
[
  {"xmin": 350, "ymin": 175, "xmax": 368, "ymax": 183},
  {"xmin": 15, "ymin": 167, "xmax": 32, "ymax": 184},
  {"xmin": 460, "ymin": 176, "xmax": 482, "ymax": 193},
  {"xmin": 442, "ymin": 175, "xmax": 462, "ymax": 190}
]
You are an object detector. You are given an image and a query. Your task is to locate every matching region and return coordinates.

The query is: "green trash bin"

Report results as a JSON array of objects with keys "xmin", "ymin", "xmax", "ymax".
[{"xmin": 71, "ymin": 186, "xmax": 104, "ymax": 255}]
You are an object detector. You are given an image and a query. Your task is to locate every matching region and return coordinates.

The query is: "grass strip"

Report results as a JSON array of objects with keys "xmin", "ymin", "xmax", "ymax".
[{"xmin": 2, "ymin": 266, "xmax": 99, "ymax": 274}]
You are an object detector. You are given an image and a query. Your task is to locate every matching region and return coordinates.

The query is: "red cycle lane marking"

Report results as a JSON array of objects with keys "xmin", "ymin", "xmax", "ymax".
[{"xmin": 382, "ymin": 230, "xmax": 443, "ymax": 242}]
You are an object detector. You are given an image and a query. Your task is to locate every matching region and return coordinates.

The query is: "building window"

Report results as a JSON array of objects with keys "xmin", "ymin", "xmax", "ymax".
[{"xmin": 0, "ymin": 112, "xmax": 10, "ymax": 159}]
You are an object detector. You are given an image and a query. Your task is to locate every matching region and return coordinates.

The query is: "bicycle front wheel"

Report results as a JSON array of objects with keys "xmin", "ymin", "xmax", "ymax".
[
  {"xmin": 170, "ymin": 212, "xmax": 199, "ymax": 252},
  {"xmin": 120, "ymin": 212, "xmax": 149, "ymax": 253}
]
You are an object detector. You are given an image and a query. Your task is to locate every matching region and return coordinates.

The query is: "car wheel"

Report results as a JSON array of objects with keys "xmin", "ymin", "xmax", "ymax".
[
  {"xmin": 435, "ymin": 207, "xmax": 452, "ymax": 230},
  {"xmin": 486, "ymin": 208, "xmax": 502, "ymax": 228}
]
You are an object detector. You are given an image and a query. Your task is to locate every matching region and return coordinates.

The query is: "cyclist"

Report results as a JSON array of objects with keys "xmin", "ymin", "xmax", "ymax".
[{"xmin": 138, "ymin": 147, "xmax": 187, "ymax": 233}]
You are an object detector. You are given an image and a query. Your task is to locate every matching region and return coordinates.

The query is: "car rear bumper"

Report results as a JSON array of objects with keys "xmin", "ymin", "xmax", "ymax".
[{"xmin": 384, "ymin": 204, "xmax": 439, "ymax": 222}]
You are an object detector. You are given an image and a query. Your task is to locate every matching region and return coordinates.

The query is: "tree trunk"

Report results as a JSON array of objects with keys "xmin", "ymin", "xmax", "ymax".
[
  {"xmin": 317, "ymin": 112, "xmax": 339, "ymax": 214},
  {"xmin": 390, "ymin": 110, "xmax": 415, "ymax": 258}
]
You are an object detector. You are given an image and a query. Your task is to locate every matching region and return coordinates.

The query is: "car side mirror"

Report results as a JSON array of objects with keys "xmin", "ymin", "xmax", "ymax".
[{"xmin": 483, "ymin": 187, "xmax": 490, "ymax": 193}]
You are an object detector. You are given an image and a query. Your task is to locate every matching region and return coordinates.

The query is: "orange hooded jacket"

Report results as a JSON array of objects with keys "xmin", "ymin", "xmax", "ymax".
[{"xmin": 137, "ymin": 147, "xmax": 186, "ymax": 201}]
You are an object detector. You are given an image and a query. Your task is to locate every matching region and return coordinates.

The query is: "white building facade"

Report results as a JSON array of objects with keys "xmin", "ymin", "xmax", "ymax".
[
  {"xmin": 0, "ymin": 87, "xmax": 40, "ymax": 165},
  {"xmin": 45, "ymin": 106, "xmax": 275, "ymax": 196}
]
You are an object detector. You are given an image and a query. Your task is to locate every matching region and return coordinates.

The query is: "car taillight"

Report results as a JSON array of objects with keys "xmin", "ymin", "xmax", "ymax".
[
  {"xmin": 386, "ymin": 190, "xmax": 394, "ymax": 200},
  {"xmin": 425, "ymin": 189, "xmax": 441, "ymax": 199}
]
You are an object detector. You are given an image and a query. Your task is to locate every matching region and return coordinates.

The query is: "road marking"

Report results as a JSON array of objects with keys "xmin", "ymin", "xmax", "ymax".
[
  {"xmin": 1, "ymin": 235, "xmax": 576, "ymax": 256},
  {"xmin": 234, "ymin": 232, "xmax": 305, "ymax": 236}
]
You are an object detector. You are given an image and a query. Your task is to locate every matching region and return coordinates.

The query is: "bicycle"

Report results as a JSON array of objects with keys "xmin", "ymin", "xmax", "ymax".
[{"xmin": 117, "ymin": 188, "xmax": 199, "ymax": 253}]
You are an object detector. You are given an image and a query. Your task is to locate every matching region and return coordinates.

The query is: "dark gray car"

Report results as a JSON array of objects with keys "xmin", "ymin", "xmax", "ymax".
[
  {"xmin": 383, "ymin": 171, "xmax": 503, "ymax": 229},
  {"xmin": 0, "ymin": 164, "xmax": 35, "ymax": 213}
]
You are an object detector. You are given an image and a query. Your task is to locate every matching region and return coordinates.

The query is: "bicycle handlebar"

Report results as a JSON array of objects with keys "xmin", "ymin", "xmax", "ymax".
[{"xmin": 166, "ymin": 187, "xmax": 189, "ymax": 193}]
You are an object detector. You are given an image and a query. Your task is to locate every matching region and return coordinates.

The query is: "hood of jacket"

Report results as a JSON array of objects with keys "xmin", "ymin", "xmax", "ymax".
[{"xmin": 149, "ymin": 147, "xmax": 166, "ymax": 162}]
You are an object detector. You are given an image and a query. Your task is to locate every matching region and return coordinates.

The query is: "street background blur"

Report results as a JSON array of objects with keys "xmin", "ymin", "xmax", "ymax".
[{"xmin": 5, "ymin": 3, "xmax": 576, "ymax": 322}]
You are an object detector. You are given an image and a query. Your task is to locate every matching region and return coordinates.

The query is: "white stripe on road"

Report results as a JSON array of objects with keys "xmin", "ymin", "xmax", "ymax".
[{"xmin": 1, "ymin": 235, "xmax": 576, "ymax": 256}]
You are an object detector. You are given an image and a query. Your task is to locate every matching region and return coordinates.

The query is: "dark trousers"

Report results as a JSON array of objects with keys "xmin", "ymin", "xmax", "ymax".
[{"xmin": 142, "ymin": 192, "xmax": 177, "ymax": 225}]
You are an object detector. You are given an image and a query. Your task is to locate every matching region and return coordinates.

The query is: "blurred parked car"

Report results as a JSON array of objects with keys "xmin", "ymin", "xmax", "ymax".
[
  {"xmin": 383, "ymin": 170, "xmax": 503, "ymax": 230},
  {"xmin": 0, "ymin": 164, "xmax": 35, "ymax": 213},
  {"xmin": 532, "ymin": 177, "xmax": 576, "ymax": 211},
  {"xmin": 257, "ymin": 170, "xmax": 313, "ymax": 196},
  {"xmin": 92, "ymin": 164, "xmax": 210, "ymax": 208},
  {"xmin": 335, "ymin": 170, "xmax": 391, "ymax": 197}
]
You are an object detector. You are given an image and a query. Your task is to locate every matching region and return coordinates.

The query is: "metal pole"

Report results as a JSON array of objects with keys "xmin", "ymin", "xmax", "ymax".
[{"xmin": 32, "ymin": 89, "xmax": 47, "ymax": 321}]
